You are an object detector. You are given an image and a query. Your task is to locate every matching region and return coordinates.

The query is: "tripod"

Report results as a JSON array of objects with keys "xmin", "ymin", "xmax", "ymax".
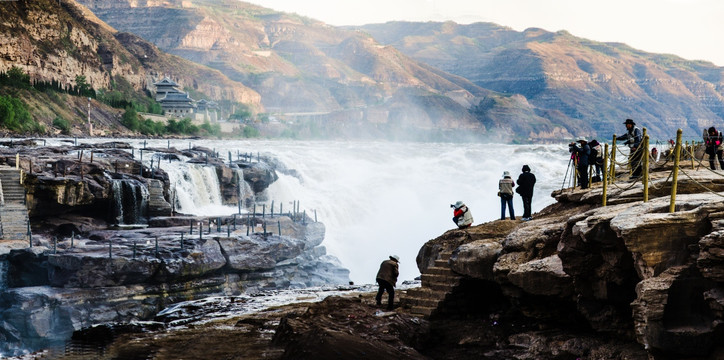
[{"xmin": 561, "ymin": 156, "xmax": 573, "ymax": 190}]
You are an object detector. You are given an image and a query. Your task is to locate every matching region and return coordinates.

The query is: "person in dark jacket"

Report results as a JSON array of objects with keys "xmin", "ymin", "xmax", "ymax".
[
  {"xmin": 569, "ymin": 137, "xmax": 590, "ymax": 189},
  {"xmin": 703, "ymin": 126, "xmax": 724, "ymax": 170},
  {"xmin": 616, "ymin": 119, "xmax": 643, "ymax": 178},
  {"xmin": 375, "ymin": 255, "xmax": 400, "ymax": 311},
  {"xmin": 516, "ymin": 165, "xmax": 536, "ymax": 221}
]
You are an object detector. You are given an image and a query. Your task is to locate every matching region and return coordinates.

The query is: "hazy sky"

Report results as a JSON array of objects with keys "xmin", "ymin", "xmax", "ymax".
[{"xmin": 246, "ymin": 0, "xmax": 724, "ymax": 66}]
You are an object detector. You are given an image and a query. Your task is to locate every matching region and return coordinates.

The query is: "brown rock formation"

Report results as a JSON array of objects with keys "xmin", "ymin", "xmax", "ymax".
[{"xmin": 415, "ymin": 169, "xmax": 724, "ymax": 357}]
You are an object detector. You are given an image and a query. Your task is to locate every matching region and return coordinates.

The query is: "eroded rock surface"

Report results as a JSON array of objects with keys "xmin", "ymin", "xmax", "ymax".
[{"xmin": 416, "ymin": 170, "xmax": 724, "ymax": 357}]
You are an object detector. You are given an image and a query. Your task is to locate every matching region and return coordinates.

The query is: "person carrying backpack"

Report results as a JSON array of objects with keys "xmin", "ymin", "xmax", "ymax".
[
  {"xmin": 588, "ymin": 139, "xmax": 604, "ymax": 182},
  {"xmin": 703, "ymin": 126, "xmax": 724, "ymax": 170},
  {"xmin": 499, "ymin": 171, "xmax": 515, "ymax": 220},
  {"xmin": 569, "ymin": 137, "xmax": 591, "ymax": 189}
]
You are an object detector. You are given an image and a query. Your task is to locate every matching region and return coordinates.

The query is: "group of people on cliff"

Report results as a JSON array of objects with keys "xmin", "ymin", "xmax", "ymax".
[
  {"xmin": 375, "ymin": 119, "xmax": 724, "ymax": 313},
  {"xmin": 569, "ymin": 119, "xmax": 724, "ymax": 191},
  {"xmin": 450, "ymin": 164, "xmax": 537, "ymax": 228}
]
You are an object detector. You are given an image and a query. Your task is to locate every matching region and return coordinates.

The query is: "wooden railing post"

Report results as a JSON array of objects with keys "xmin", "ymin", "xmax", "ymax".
[
  {"xmin": 603, "ymin": 143, "xmax": 609, "ymax": 206},
  {"xmin": 670, "ymin": 129, "xmax": 683, "ymax": 213},
  {"xmin": 610, "ymin": 135, "xmax": 617, "ymax": 183},
  {"xmin": 643, "ymin": 134, "xmax": 649, "ymax": 202}
]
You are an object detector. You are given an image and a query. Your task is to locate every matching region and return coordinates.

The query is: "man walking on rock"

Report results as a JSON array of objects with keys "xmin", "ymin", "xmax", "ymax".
[{"xmin": 375, "ymin": 255, "xmax": 400, "ymax": 311}]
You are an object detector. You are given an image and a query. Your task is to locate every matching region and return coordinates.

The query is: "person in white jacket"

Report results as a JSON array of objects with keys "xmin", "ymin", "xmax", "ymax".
[{"xmin": 451, "ymin": 200, "xmax": 473, "ymax": 229}]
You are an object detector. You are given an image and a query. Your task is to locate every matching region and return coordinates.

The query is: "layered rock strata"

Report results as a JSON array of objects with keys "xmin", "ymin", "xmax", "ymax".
[{"xmin": 416, "ymin": 171, "xmax": 724, "ymax": 358}]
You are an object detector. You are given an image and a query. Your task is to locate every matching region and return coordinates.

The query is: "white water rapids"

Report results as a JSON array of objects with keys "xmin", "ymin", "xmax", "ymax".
[{"xmin": 44, "ymin": 139, "xmax": 571, "ymax": 284}]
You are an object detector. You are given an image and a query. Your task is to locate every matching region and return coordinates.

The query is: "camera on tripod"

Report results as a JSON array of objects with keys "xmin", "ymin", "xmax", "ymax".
[{"xmin": 568, "ymin": 142, "xmax": 576, "ymax": 153}]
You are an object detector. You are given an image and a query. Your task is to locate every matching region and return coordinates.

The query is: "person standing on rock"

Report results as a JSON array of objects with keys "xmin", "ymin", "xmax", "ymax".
[
  {"xmin": 375, "ymin": 255, "xmax": 400, "ymax": 311},
  {"xmin": 499, "ymin": 171, "xmax": 515, "ymax": 220},
  {"xmin": 451, "ymin": 200, "xmax": 473, "ymax": 229},
  {"xmin": 516, "ymin": 165, "xmax": 536, "ymax": 221},
  {"xmin": 569, "ymin": 137, "xmax": 590, "ymax": 189},
  {"xmin": 616, "ymin": 119, "xmax": 643, "ymax": 178},
  {"xmin": 703, "ymin": 126, "xmax": 724, "ymax": 170}
]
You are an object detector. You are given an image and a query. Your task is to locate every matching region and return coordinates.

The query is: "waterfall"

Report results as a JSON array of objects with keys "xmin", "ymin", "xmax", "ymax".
[
  {"xmin": 110, "ymin": 179, "xmax": 149, "ymax": 225},
  {"xmin": 235, "ymin": 168, "xmax": 253, "ymax": 207},
  {"xmin": 0, "ymin": 260, "xmax": 7, "ymax": 291},
  {"xmin": 165, "ymin": 163, "xmax": 235, "ymax": 216}
]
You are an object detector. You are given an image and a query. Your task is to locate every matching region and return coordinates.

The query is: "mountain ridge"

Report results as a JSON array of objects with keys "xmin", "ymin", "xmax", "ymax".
[{"xmin": 359, "ymin": 21, "xmax": 724, "ymax": 139}]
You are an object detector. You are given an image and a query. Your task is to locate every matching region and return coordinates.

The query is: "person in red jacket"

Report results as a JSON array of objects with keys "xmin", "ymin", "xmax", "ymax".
[{"xmin": 451, "ymin": 201, "xmax": 473, "ymax": 228}]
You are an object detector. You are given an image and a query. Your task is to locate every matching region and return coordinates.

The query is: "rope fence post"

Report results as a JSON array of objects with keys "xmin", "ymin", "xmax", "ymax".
[
  {"xmin": 689, "ymin": 142, "xmax": 695, "ymax": 169},
  {"xmin": 643, "ymin": 133, "xmax": 649, "ymax": 202},
  {"xmin": 610, "ymin": 135, "xmax": 617, "ymax": 183},
  {"xmin": 670, "ymin": 129, "xmax": 683, "ymax": 213},
  {"xmin": 603, "ymin": 143, "xmax": 609, "ymax": 206}
]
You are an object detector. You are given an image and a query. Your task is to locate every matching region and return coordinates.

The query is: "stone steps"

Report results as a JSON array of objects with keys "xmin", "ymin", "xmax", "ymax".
[
  {"xmin": 404, "ymin": 251, "xmax": 462, "ymax": 318},
  {"xmin": 0, "ymin": 167, "xmax": 30, "ymax": 240}
]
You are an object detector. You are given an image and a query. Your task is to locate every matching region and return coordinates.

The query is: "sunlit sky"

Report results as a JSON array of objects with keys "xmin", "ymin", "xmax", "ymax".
[{"xmin": 246, "ymin": 0, "xmax": 724, "ymax": 66}]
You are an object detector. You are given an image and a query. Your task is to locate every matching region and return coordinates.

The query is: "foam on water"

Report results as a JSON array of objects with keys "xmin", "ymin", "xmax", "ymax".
[{"xmin": 43, "ymin": 138, "xmax": 570, "ymax": 284}]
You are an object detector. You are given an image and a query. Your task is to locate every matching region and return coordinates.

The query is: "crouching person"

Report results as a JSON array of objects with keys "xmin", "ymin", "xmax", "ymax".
[{"xmin": 451, "ymin": 201, "xmax": 473, "ymax": 229}]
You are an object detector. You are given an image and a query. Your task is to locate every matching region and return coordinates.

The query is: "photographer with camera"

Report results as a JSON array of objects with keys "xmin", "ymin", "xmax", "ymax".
[
  {"xmin": 451, "ymin": 201, "xmax": 473, "ymax": 229},
  {"xmin": 616, "ymin": 119, "xmax": 643, "ymax": 178},
  {"xmin": 569, "ymin": 137, "xmax": 591, "ymax": 189}
]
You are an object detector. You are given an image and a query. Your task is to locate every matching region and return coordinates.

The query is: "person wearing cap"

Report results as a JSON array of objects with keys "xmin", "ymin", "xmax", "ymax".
[
  {"xmin": 569, "ymin": 137, "xmax": 590, "ymax": 189},
  {"xmin": 375, "ymin": 255, "xmax": 400, "ymax": 311},
  {"xmin": 516, "ymin": 165, "xmax": 536, "ymax": 221},
  {"xmin": 703, "ymin": 126, "xmax": 724, "ymax": 170},
  {"xmin": 616, "ymin": 119, "xmax": 643, "ymax": 178},
  {"xmin": 499, "ymin": 171, "xmax": 515, "ymax": 220},
  {"xmin": 451, "ymin": 200, "xmax": 474, "ymax": 229}
]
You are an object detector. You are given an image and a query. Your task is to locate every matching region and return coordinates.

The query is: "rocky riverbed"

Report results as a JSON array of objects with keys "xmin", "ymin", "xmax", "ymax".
[
  {"xmin": 0, "ymin": 140, "xmax": 350, "ymax": 356},
  {"xmin": 31, "ymin": 164, "xmax": 724, "ymax": 360},
  {"xmin": 2, "ymin": 140, "xmax": 724, "ymax": 359}
]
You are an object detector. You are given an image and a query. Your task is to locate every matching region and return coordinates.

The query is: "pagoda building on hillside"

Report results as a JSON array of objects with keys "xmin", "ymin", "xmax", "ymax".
[
  {"xmin": 195, "ymin": 99, "xmax": 219, "ymax": 122},
  {"xmin": 153, "ymin": 77, "xmax": 195, "ymax": 117}
]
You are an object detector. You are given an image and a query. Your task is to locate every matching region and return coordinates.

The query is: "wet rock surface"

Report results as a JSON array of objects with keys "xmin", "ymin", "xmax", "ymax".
[{"xmin": 0, "ymin": 141, "xmax": 351, "ymax": 356}]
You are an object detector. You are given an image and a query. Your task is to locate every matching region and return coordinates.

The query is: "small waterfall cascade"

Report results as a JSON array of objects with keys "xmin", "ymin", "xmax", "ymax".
[
  {"xmin": 235, "ymin": 168, "xmax": 253, "ymax": 206},
  {"xmin": 0, "ymin": 260, "xmax": 7, "ymax": 291},
  {"xmin": 165, "ymin": 163, "xmax": 226, "ymax": 215},
  {"xmin": 110, "ymin": 179, "xmax": 149, "ymax": 225}
]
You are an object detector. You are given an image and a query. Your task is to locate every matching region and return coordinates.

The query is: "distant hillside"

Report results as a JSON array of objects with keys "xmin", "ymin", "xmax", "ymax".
[
  {"xmin": 0, "ymin": 0, "xmax": 260, "ymax": 135},
  {"xmin": 360, "ymin": 21, "xmax": 724, "ymax": 140},
  {"xmin": 80, "ymin": 0, "xmax": 571, "ymax": 141}
]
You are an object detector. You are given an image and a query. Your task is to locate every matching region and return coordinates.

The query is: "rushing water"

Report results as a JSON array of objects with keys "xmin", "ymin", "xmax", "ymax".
[
  {"xmin": 0, "ymin": 259, "xmax": 7, "ymax": 291},
  {"xmin": 44, "ymin": 139, "xmax": 570, "ymax": 284}
]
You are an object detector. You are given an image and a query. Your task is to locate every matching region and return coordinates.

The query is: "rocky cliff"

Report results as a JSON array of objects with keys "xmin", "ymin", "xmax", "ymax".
[
  {"xmin": 75, "ymin": 0, "xmax": 502, "ymax": 139},
  {"xmin": 0, "ymin": 0, "xmax": 260, "ymax": 135},
  {"xmin": 413, "ymin": 168, "xmax": 724, "ymax": 358}
]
